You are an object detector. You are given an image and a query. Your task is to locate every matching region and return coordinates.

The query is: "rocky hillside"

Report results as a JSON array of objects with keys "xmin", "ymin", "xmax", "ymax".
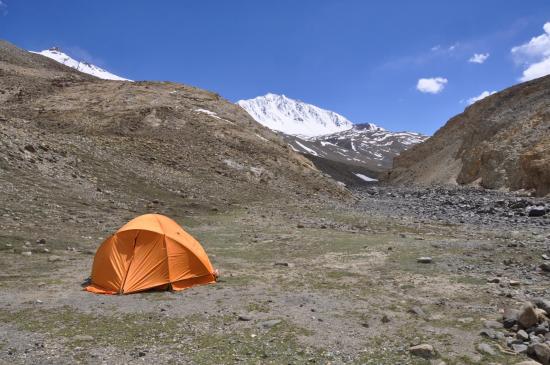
[
  {"xmin": 286, "ymin": 123, "xmax": 426, "ymax": 172},
  {"xmin": 386, "ymin": 75, "xmax": 550, "ymax": 196},
  {"xmin": 0, "ymin": 40, "xmax": 347, "ymax": 238}
]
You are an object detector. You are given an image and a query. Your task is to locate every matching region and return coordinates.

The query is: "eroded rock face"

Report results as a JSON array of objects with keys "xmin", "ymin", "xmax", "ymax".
[{"xmin": 386, "ymin": 75, "xmax": 550, "ymax": 196}]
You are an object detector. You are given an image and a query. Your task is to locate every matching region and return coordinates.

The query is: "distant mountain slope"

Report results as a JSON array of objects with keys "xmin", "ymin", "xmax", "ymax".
[
  {"xmin": 286, "ymin": 123, "xmax": 427, "ymax": 171},
  {"xmin": 386, "ymin": 75, "xmax": 550, "ymax": 196},
  {"xmin": 30, "ymin": 47, "xmax": 131, "ymax": 81},
  {"xmin": 237, "ymin": 93, "xmax": 353, "ymax": 137}
]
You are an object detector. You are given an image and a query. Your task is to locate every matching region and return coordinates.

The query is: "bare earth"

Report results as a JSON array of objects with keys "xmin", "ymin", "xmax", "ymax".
[{"xmin": 0, "ymin": 187, "xmax": 548, "ymax": 365}]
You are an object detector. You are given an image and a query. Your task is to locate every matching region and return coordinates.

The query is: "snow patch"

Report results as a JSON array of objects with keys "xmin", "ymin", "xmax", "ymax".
[
  {"xmin": 30, "ymin": 48, "xmax": 131, "ymax": 81},
  {"xmin": 295, "ymin": 141, "xmax": 319, "ymax": 156},
  {"xmin": 354, "ymin": 173, "xmax": 378, "ymax": 182}
]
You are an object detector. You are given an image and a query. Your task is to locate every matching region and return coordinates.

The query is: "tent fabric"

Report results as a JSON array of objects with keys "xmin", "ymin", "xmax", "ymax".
[{"xmin": 85, "ymin": 214, "xmax": 216, "ymax": 294}]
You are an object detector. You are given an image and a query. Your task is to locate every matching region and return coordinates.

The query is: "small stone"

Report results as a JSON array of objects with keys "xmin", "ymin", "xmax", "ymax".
[
  {"xmin": 510, "ymin": 280, "xmax": 521, "ymax": 286},
  {"xmin": 512, "ymin": 343, "xmax": 528, "ymax": 354},
  {"xmin": 477, "ymin": 342, "xmax": 496, "ymax": 355},
  {"xmin": 528, "ymin": 206, "xmax": 546, "ymax": 217},
  {"xmin": 381, "ymin": 315, "xmax": 390, "ymax": 323},
  {"xmin": 515, "ymin": 361, "xmax": 543, "ymax": 365},
  {"xmin": 36, "ymin": 238, "xmax": 46, "ymax": 245},
  {"xmin": 274, "ymin": 262, "xmax": 294, "ymax": 268},
  {"xmin": 484, "ymin": 320, "xmax": 504, "ymax": 329},
  {"xmin": 479, "ymin": 329, "xmax": 496, "ymax": 339},
  {"xmin": 408, "ymin": 306, "xmax": 426, "ymax": 316},
  {"xmin": 238, "ymin": 315, "xmax": 253, "ymax": 321},
  {"xmin": 259, "ymin": 319, "xmax": 281, "ymax": 329},
  {"xmin": 21, "ymin": 251, "xmax": 32, "ymax": 256},
  {"xmin": 408, "ymin": 344, "xmax": 435, "ymax": 359},
  {"xmin": 24, "ymin": 144, "xmax": 36, "ymax": 153},
  {"xmin": 47, "ymin": 255, "xmax": 62, "ymax": 262},
  {"xmin": 540, "ymin": 263, "xmax": 550, "ymax": 273},
  {"xmin": 417, "ymin": 257, "xmax": 433, "ymax": 264},
  {"xmin": 517, "ymin": 329, "xmax": 529, "ymax": 340},
  {"xmin": 519, "ymin": 303, "xmax": 539, "ymax": 329},
  {"xmin": 487, "ymin": 277, "xmax": 500, "ymax": 283},
  {"xmin": 72, "ymin": 335, "xmax": 94, "ymax": 341}
]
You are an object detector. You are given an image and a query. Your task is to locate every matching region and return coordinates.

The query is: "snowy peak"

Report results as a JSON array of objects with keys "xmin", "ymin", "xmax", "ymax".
[
  {"xmin": 30, "ymin": 47, "xmax": 131, "ymax": 81},
  {"xmin": 237, "ymin": 93, "xmax": 353, "ymax": 137}
]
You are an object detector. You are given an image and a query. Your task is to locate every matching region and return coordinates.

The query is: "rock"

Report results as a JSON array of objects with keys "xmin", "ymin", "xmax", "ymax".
[
  {"xmin": 477, "ymin": 342, "xmax": 496, "ymax": 355},
  {"xmin": 528, "ymin": 207, "xmax": 547, "ymax": 217},
  {"xmin": 510, "ymin": 280, "xmax": 521, "ymax": 286},
  {"xmin": 47, "ymin": 255, "xmax": 62, "ymax": 262},
  {"xmin": 36, "ymin": 238, "xmax": 46, "ymax": 245},
  {"xmin": 535, "ymin": 308, "xmax": 548, "ymax": 321},
  {"xmin": 72, "ymin": 335, "xmax": 94, "ymax": 341},
  {"xmin": 273, "ymin": 262, "xmax": 294, "ymax": 268},
  {"xmin": 381, "ymin": 314, "xmax": 390, "ymax": 323},
  {"xmin": 519, "ymin": 303, "xmax": 539, "ymax": 329},
  {"xmin": 487, "ymin": 277, "xmax": 500, "ymax": 283},
  {"xmin": 408, "ymin": 306, "xmax": 426, "ymax": 317},
  {"xmin": 540, "ymin": 263, "xmax": 550, "ymax": 273},
  {"xmin": 512, "ymin": 343, "xmax": 529, "ymax": 353},
  {"xmin": 515, "ymin": 361, "xmax": 543, "ymax": 365},
  {"xmin": 408, "ymin": 344, "xmax": 435, "ymax": 359},
  {"xmin": 417, "ymin": 257, "xmax": 433, "ymax": 264},
  {"xmin": 533, "ymin": 298, "xmax": 550, "ymax": 313},
  {"xmin": 484, "ymin": 320, "xmax": 504, "ymax": 329},
  {"xmin": 24, "ymin": 144, "xmax": 36, "ymax": 153},
  {"xmin": 259, "ymin": 319, "xmax": 281, "ymax": 329},
  {"xmin": 21, "ymin": 251, "xmax": 32, "ymax": 256},
  {"xmin": 479, "ymin": 329, "xmax": 496, "ymax": 339},
  {"xmin": 504, "ymin": 308, "xmax": 519, "ymax": 328},
  {"xmin": 533, "ymin": 343, "xmax": 550, "ymax": 365},
  {"xmin": 517, "ymin": 329, "xmax": 530, "ymax": 341},
  {"xmin": 238, "ymin": 315, "xmax": 253, "ymax": 321}
]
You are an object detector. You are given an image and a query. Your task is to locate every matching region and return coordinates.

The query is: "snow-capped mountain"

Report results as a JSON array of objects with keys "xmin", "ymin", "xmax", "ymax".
[
  {"xmin": 238, "ymin": 93, "xmax": 428, "ymax": 184},
  {"xmin": 285, "ymin": 123, "xmax": 427, "ymax": 171},
  {"xmin": 237, "ymin": 93, "xmax": 353, "ymax": 137},
  {"xmin": 30, "ymin": 47, "xmax": 130, "ymax": 81}
]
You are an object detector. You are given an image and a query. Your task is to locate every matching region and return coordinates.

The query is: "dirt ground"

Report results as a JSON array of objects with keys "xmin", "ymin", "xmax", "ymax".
[{"xmin": 0, "ymin": 187, "xmax": 548, "ymax": 365}]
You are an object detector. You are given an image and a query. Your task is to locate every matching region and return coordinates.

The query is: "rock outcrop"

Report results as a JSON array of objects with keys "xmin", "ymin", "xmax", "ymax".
[{"xmin": 385, "ymin": 75, "xmax": 550, "ymax": 196}]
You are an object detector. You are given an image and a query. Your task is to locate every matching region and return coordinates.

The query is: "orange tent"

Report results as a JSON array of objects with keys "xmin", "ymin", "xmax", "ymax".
[{"xmin": 85, "ymin": 214, "xmax": 216, "ymax": 294}]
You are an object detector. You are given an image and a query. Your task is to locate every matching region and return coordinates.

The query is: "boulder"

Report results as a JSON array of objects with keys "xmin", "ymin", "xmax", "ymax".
[
  {"xmin": 519, "ymin": 303, "xmax": 539, "ymax": 329},
  {"xmin": 504, "ymin": 308, "xmax": 519, "ymax": 328},
  {"xmin": 533, "ymin": 298, "xmax": 550, "ymax": 313},
  {"xmin": 533, "ymin": 343, "xmax": 550, "ymax": 365}
]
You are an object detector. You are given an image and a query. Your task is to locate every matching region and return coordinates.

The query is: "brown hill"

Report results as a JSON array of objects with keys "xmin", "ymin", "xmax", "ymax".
[
  {"xmin": 385, "ymin": 75, "xmax": 550, "ymax": 196},
  {"xmin": 0, "ymin": 40, "xmax": 347, "ymax": 238}
]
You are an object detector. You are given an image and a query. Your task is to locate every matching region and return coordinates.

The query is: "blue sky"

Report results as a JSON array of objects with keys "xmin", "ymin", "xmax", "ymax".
[{"xmin": 1, "ymin": 1, "xmax": 549, "ymax": 134}]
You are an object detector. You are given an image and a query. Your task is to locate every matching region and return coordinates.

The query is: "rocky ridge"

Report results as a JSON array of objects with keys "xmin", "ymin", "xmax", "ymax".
[{"xmin": 386, "ymin": 75, "xmax": 550, "ymax": 196}]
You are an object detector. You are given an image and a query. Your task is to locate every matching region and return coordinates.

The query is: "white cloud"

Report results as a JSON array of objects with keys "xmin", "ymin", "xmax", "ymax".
[
  {"xmin": 468, "ymin": 53, "xmax": 489, "ymax": 64},
  {"xmin": 0, "ymin": 0, "xmax": 7, "ymax": 15},
  {"xmin": 467, "ymin": 90, "xmax": 496, "ymax": 105},
  {"xmin": 416, "ymin": 77, "xmax": 448, "ymax": 94},
  {"xmin": 511, "ymin": 22, "xmax": 550, "ymax": 81}
]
